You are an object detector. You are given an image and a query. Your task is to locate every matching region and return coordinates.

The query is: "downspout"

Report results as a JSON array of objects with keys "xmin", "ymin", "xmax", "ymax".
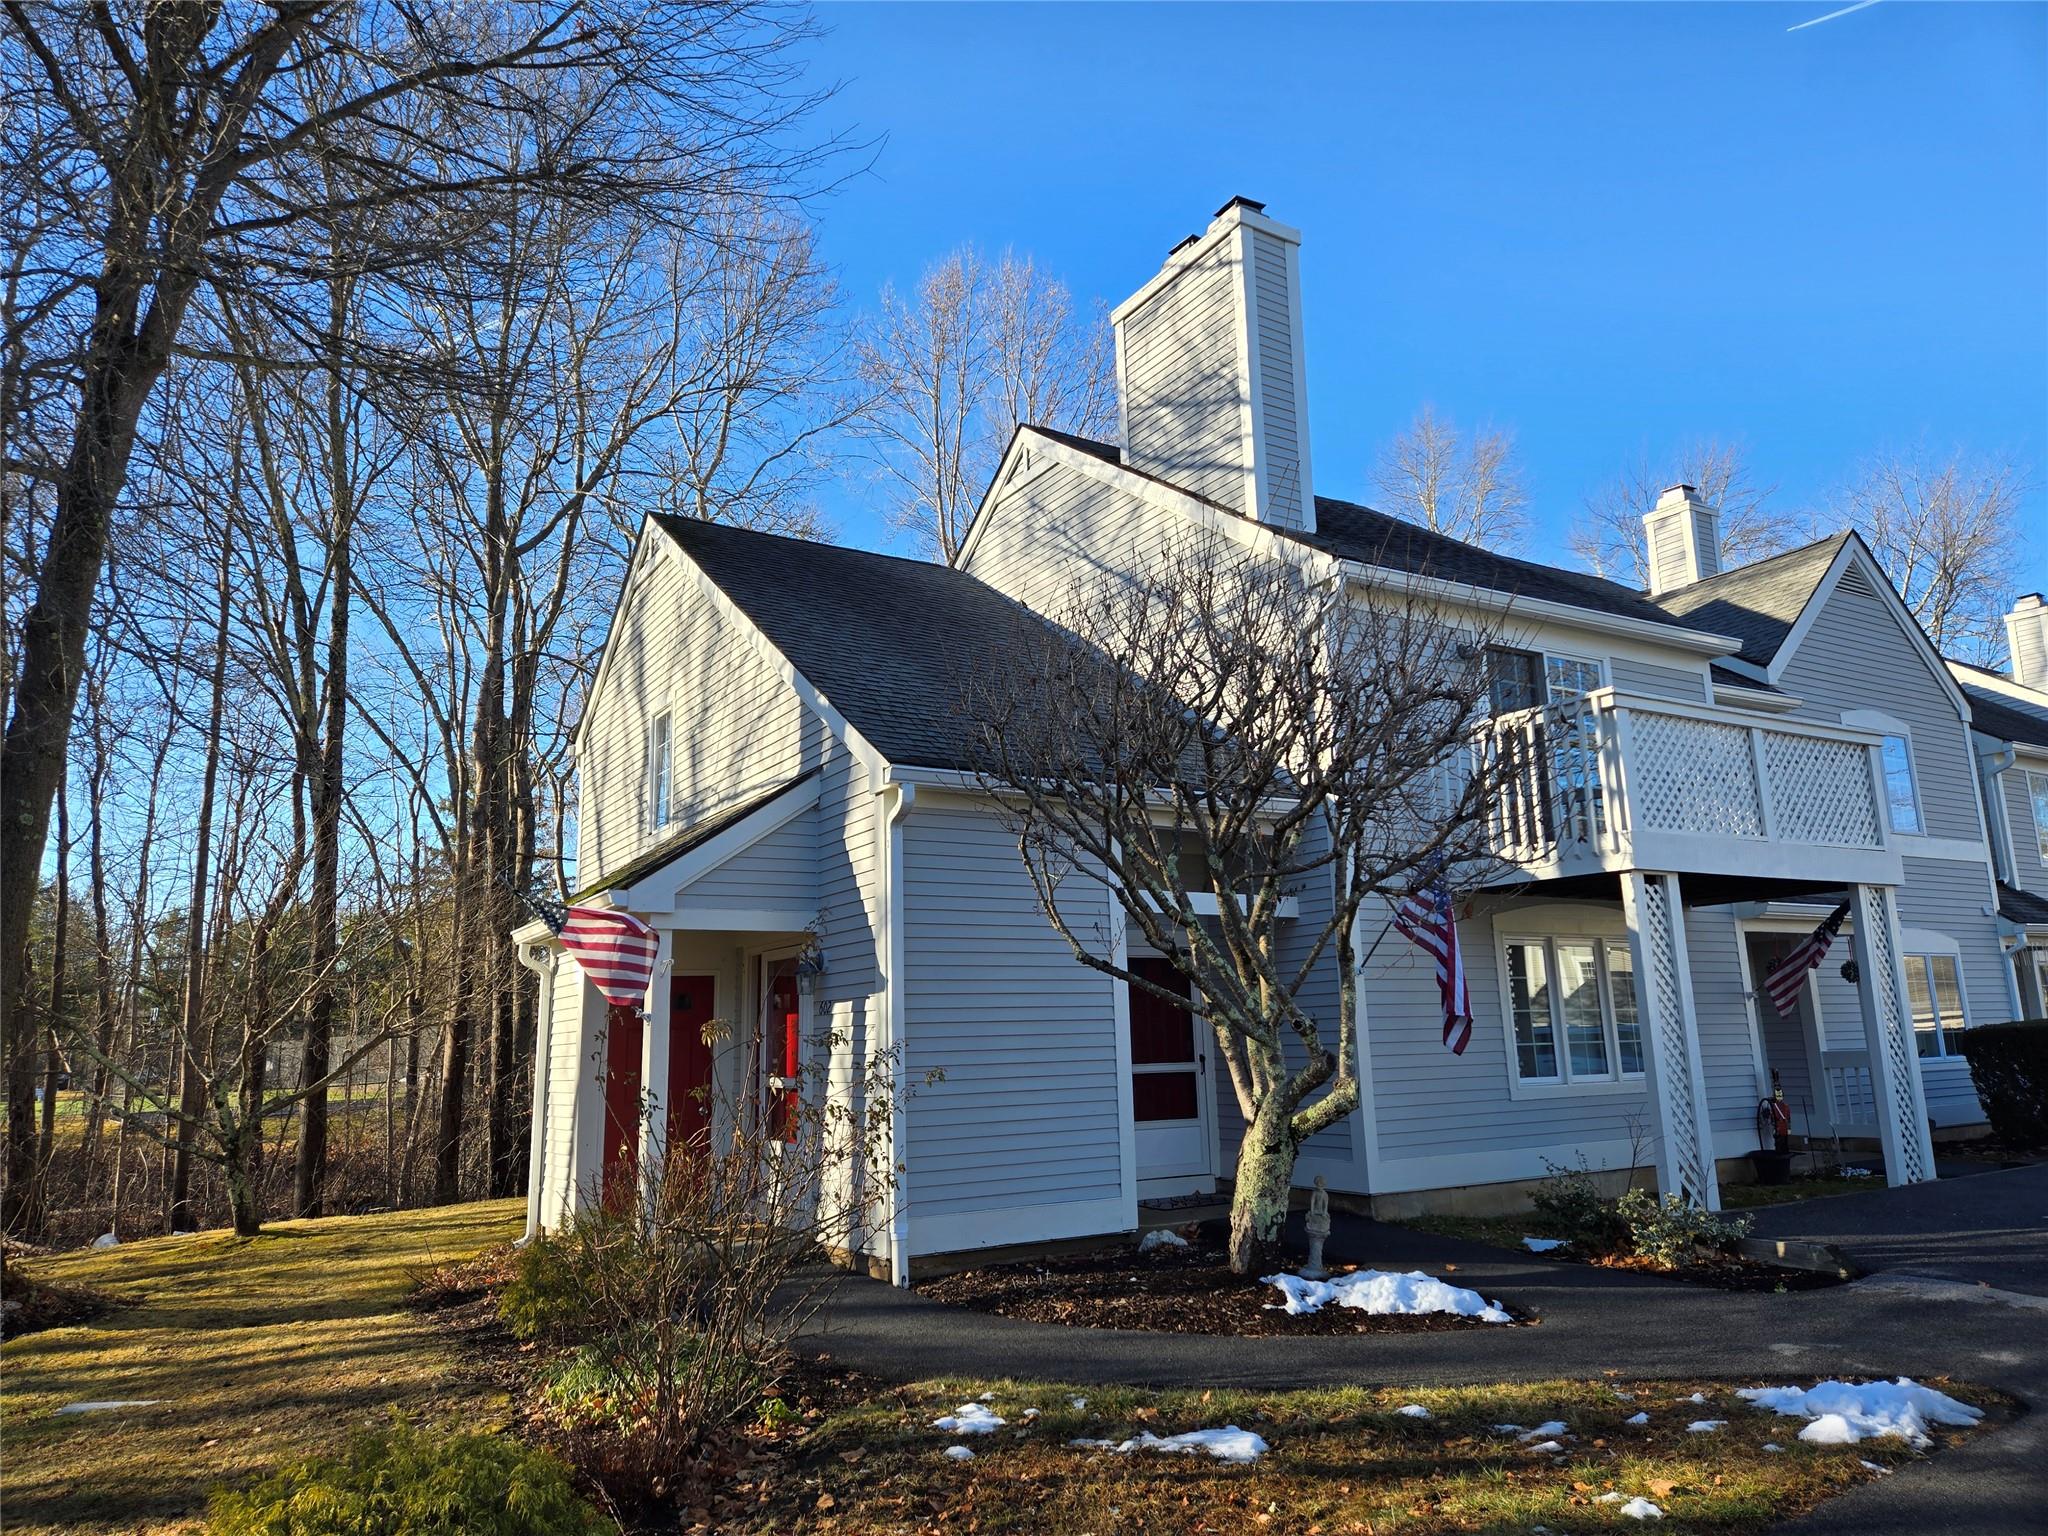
[
  {"xmin": 1975, "ymin": 741, "xmax": 2019, "ymax": 886},
  {"xmin": 514, "ymin": 942, "xmax": 557, "ymax": 1243},
  {"xmin": 878, "ymin": 780, "xmax": 918, "ymax": 1287}
]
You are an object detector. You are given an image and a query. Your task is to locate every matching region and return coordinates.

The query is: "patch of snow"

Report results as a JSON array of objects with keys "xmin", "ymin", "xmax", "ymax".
[
  {"xmin": 1396, "ymin": 1404, "xmax": 1431, "ymax": 1419},
  {"xmin": 1491, "ymin": 1422, "xmax": 1523, "ymax": 1434},
  {"xmin": 1522, "ymin": 1236, "xmax": 1565, "ymax": 1252},
  {"xmin": 1611, "ymin": 1389, "xmax": 1636, "ymax": 1400},
  {"xmin": 1022, "ymin": 1408, "xmax": 1040, "ymax": 1419},
  {"xmin": 1522, "ymin": 1439, "xmax": 1565, "ymax": 1454},
  {"xmin": 1687, "ymin": 1420, "xmax": 1727, "ymax": 1433},
  {"xmin": 1764, "ymin": 1443, "xmax": 1784, "ymax": 1453},
  {"xmin": 1736, "ymin": 1378, "xmax": 1983, "ymax": 1449},
  {"xmin": 91, "ymin": 1232, "xmax": 117, "ymax": 1249},
  {"xmin": 931, "ymin": 1403, "xmax": 1006, "ymax": 1435},
  {"xmin": 1069, "ymin": 1396, "xmax": 1088, "ymax": 1410},
  {"xmin": 1596, "ymin": 1491, "xmax": 1624, "ymax": 1503},
  {"xmin": 1070, "ymin": 1427, "xmax": 1269, "ymax": 1464},
  {"xmin": 1684, "ymin": 1392, "xmax": 1709, "ymax": 1404},
  {"xmin": 55, "ymin": 1400, "xmax": 160, "ymax": 1415},
  {"xmin": 977, "ymin": 1391, "xmax": 995, "ymax": 1401},
  {"xmin": 1625, "ymin": 1412, "xmax": 1650, "ymax": 1426},
  {"xmin": 1517, "ymin": 1421, "xmax": 1568, "ymax": 1442},
  {"xmin": 1841, "ymin": 1167, "xmax": 1875, "ymax": 1178},
  {"xmin": 1138, "ymin": 1228, "xmax": 1189, "ymax": 1252},
  {"xmin": 1618, "ymin": 1496, "xmax": 1664, "ymax": 1520},
  {"xmin": 1262, "ymin": 1268, "xmax": 1511, "ymax": 1323},
  {"xmin": 943, "ymin": 1445, "xmax": 974, "ymax": 1461},
  {"xmin": 1859, "ymin": 1459, "xmax": 1891, "ymax": 1475}
]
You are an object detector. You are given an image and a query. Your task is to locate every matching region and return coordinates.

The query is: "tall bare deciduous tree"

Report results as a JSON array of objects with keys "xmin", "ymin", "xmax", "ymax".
[
  {"xmin": 0, "ymin": 0, "xmax": 826, "ymax": 1234},
  {"xmin": 963, "ymin": 540, "xmax": 1508, "ymax": 1273},
  {"xmin": 854, "ymin": 246, "xmax": 1116, "ymax": 562},
  {"xmin": 1373, "ymin": 405, "xmax": 1530, "ymax": 549},
  {"xmin": 1569, "ymin": 438, "xmax": 1797, "ymax": 585},
  {"xmin": 1828, "ymin": 448, "xmax": 2029, "ymax": 664}
]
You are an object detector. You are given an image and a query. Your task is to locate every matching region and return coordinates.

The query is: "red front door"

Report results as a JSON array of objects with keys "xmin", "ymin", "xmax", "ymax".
[
  {"xmin": 667, "ymin": 974, "xmax": 716, "ymax": 1162},
  {"xmin": 601, "ymin": 1004, "xmax": 643, "ymax": 1210}
]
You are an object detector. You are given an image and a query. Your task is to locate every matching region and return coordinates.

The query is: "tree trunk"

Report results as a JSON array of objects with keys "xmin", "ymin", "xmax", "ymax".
[
  {"xmin": 37, "ymin": 773, "xmax": 71, "ymax": 1195},
  {"xmin": 1226, "ymin": 1102, "xmax": 1299, "ymax": 1276}
]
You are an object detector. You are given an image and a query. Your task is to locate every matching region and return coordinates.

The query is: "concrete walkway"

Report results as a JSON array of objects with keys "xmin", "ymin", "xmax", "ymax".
[{"xmin": 807, "ymin": 1165, "xmax": 2048, "ymax": 1535}]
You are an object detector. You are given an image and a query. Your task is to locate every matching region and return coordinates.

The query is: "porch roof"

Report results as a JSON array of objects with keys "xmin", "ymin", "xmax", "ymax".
[
  {"xmin": 571, "ymin": 771, "xmax": 816, "ymax": 902},
  {"xmin": 1998, "ymin": 880, "xmax": 2048, "ymax": 928}
]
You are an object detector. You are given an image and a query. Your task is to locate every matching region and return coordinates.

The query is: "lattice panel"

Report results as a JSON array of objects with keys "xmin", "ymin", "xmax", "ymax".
[
  {"xmin": 1860, "ymin": 887, "xmax": 1932, "ymax": 1183},
  {"xmin": 1639, "ymin": 877, "xmax": 1709, "ymax": 1204},
  {"xmin": 1764, "ymin": 732, "xmax": 1883, "ymax": 847},
  {"xmin": 1628, "ymin": 713, "xmax": 1765, "ymax": 837}
]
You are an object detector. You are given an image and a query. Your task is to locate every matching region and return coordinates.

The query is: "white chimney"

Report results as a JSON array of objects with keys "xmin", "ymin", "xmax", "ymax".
[
  {"xmin": 2008, "ymin": 593, "xmax": 2048, "ymax": 691},
  {"xmin": 1112, "ymin": 197, "xmax": 1314, "ymax": 532},
  {"xmin": 1644, "ymin": 484, "xmax": 1723, "ymax": 594}
]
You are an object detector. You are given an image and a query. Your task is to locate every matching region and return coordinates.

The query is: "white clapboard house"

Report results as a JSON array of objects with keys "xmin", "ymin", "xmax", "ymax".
[{"xmin": 515, "ymin": 198, "xmax": 2034, "ymax": 1281}]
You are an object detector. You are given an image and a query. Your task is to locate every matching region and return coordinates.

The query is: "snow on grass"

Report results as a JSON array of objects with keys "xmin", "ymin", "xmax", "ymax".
[
  {"xmin": 1262, "ymin": 1268, "xmax": 1511, "ymax": 1322},
  {"xmin": 1686, "ymin": 1420, "xmax": 1727, "ymax": 1433},
  {"xmin": 1764, "ymin": 1443, "xmax": 1784, "ymax": 1452},
  {"xmin": 1736, "ymin": 1378, "xmax": 1984, "ymax": 1449},
  {"xmin": 1859, "ymin": 1459, "xmax": 1892, "ymax": 1475},
  {"xmin": 1625, "ymin": 1412, "xmax": 1650, "ymax": 1426},
  {"xmin": 1395, "ymin": 1404, "xmax": 1431, "ymax": 1419},
  {"xmin": 1619, "ymin": 1496, "xmax": 1664, "ymax": 1520},
  {"xmin": 1069, "ymin": 1427, "xmax": 1269, "ymax": 1464},
  {"xmin": 931, "ymin": 1403, "xmax": 1006, "ymax": 1434},
  {"xmin": 1522, "ymin": 1440, "xmax": 1565, "ymax": 1454},
  {"xmin": 1522, "ymin": 1236, "xmax": 1565, "ymax": 1252},
  {"xmin": 1517, "ymin": 1421, "xmax": 1568, "ymax": 1442},
  {"xmin": 54, "ymin": 1400, "xmax": 160, "ymax": 1415},
  {"xmin": 1684, "ymin": 1392, "xmax": 1709, "ymax": 1404},
  {"xmin": 1138, "ymin": 1228, "xmax": 1189, "ymax": 1253},
  {"xmin": 942, "ymin": 1445, "xmax": 974, "ymax": 1461},
  {"xmin": 1069, "ymin": 1396, "xmax": 1087, "ymax": 1410}
]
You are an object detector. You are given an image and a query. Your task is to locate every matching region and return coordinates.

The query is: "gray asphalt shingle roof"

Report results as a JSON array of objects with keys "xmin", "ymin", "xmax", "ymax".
[
  {"xmin": 1961, "ymin": 682, "xmax": 2048, "ymax": 752},
  {"xmin": 653, "ymin": 514, "xmax": 1084, "ymax": 773},
  {"xmin": 1648, "ymin": 535, "xmax": 1851, "ymax": 668},
  {"xmin": 572, "ymin": 772, "xmax": 814, "ymax": 901},
  {"xmin": 1998, "ymin": 881, "xmax": 2048, "ymax": 927}
]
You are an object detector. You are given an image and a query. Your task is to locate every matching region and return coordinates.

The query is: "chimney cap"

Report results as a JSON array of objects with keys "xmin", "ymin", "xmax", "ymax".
[
  {"xmin": 1214, "ymin": 195, "xmax": 1268, "ymax": 218},
  {"xmin": 2015, "ymin": 592, "xmax": 2045, "ymax": 610},
  {"xmin": 1167, "ymin": 232, "xmax": 1201, "ymax": 256},
  {"xmin": 1663, "ymin": 482, "xmax": 1699, "ymax": 498}
]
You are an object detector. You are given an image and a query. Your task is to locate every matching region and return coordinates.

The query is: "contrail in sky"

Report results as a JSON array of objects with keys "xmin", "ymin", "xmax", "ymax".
[{"xmin": 1787, "ymin": 0, "xmax": 1880, "ymax": 31}]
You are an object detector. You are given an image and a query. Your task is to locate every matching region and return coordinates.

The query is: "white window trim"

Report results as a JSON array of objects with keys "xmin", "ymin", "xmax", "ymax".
[
  {"xmin": 1900, "ymin": 945, "xmax": 1970, "ymax": 1061},
  {"xmin": 1544, "ymin": 652, "xmax": 1606, "ymax": 704},
  {"xmin": 2025, "ymin": 768, "xmax": 2048, "ymax": 866},
  {"xmin": 1841, "ymin": 709, "xmax": 1925, "ymax": 838},
  {"xmin": 1495, "ymin": 930, "xmax": 1648, "ymax": 1098},
  {"xmin": 647, "ymin": 709, "xmax": 674, "ymax": 832},
  {"xmin": 753, "ymin": 944, "xmax": 809, "ymax": 1141}
]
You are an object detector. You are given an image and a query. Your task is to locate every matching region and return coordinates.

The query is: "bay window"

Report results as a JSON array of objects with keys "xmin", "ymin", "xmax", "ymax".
[{"xmin": 1503, "ymin": 935, "xmax": 1644, "ymax": 1086}]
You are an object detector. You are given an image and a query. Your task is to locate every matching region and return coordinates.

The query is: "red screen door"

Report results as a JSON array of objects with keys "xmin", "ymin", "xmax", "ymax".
[
  {"xmin": 1130, "ymin": 957, "xmax": 1199, "ymax": 1122},
  {"xmin": 667, "ymin": 975, "xmax": 716, "ymax": 1162},
  {"xmin": 600, "ymin": 1004, "xmax": 643, "ymax": 1210},
  {"xmin": 763, "ymin": 959, "xmax": 800, "ymax": 1142}
]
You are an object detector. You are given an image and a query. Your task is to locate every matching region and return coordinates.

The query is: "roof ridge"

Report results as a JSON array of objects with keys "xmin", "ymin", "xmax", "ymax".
[
  {"xmin": 652, "ymin": 511, "xmax": 972, "ymax": 578},
  {"xmin": 1655, "ymin": 530, "xmax": 1850, "ymax": 598}
]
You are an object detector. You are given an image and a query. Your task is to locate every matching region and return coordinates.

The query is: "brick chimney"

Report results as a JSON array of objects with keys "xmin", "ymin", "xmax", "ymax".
[
  {"xmin": 1644, "ymin": 484, "xmax": 1723, "ymax": 594},
  {"xmin": 1112, "ymin": 197, "xmax": 1314, "ymax": 532},
  {"xmin": 2008, "ymin": 593, "xmax": 2048, "ymax": 691}
]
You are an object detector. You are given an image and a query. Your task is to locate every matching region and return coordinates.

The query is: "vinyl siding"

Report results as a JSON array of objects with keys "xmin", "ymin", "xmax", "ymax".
[
  {"xmin": 541, "ymin": 968, "xmax": 603, "ymax": 1229},
  {"xmin": 1119, "ymin": 237, "xmax": 1248, "ymax": 514},
  {"xmin": 1896, "ymin": 855, "xmax": 2004, "ymax": 1124},
  {"xmin": 578, "ymin": 549, "xmax": 825, "ymax": 885},
  {"xmin": 672, "ymin": 806, "xmax": 817, "ymax": 913},
  {"xmin": 1684, "ymin": 908, "xmax": 1769, "ymax": 1147},
  {"xmin": 2002, "ymin": 768, "xmax": 2048, "ymax": 895},
  {"xmin": 1775, "ymin": 577, "xmax": 1982, "ymax": 843},
  {"xmin": 816, "ymin": 744, "xmax": 880, "ymax": 1010},
  {"xmin": 1248, "ymin": 229, "xmax": 1304, "ymax": 530},
  {"xmin": 899, "ymin": 802, "xmax": 1126, "ymax": 1222},
  {"xmin": 1611, "ymin": 657, "xmax": 1710, "ymax": 703}
]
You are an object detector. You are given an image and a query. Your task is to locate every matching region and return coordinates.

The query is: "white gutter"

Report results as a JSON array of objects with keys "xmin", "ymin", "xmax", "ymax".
[
  {"xmin": 1338, "ymin": 562, "xmax": 1743, "ymax": 656},
  {"xmin": 1975, "ymin": 739, "xmax": 2020, "ymax": 887}
]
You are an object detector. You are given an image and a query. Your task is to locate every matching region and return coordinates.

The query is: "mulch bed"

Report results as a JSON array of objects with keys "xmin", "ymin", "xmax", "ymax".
[
  {"xmin": 0, "ymin": 1266, "xmax": 117, "ymax": 1340},
  {"xmin": 917, "ymin": 1237, "xmax": 1529, "ymax": 1334},
  {"xmin": 1579, "ymin": 1250, "xmax": 1841, "ymax": 1293}
]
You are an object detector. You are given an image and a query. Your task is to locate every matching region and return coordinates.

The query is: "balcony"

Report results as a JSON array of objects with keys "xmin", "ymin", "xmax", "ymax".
[{"xmin": 1477, "ymin": 689, "xmax": 1904, "ymax": 889}]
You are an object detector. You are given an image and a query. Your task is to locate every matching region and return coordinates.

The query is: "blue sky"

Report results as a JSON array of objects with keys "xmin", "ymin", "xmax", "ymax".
[{"xmin": 797, "ymin": 1, "xmax": 2046, "ymax": 587}]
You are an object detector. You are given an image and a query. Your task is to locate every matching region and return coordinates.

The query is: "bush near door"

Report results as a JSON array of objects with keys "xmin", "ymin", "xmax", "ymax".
[{"xmin": 1957, "ymin": 1019, "xmax": 2048, "ymax": 1147}]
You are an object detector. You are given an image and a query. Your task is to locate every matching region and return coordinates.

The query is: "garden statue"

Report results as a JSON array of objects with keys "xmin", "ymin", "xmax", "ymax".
[{"xmin": 1302, "ymin": 1175, "xmax": 1332, "ymax": 1278}]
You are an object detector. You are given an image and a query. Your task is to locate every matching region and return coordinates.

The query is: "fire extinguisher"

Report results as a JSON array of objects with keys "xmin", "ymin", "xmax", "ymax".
[{"xmin": 1758, "ymin": 1069, "xmax": 1792, "ymax": 1153}]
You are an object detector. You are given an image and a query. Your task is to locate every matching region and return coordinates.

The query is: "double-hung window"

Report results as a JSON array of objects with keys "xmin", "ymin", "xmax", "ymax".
[
  {"xmin": 1545, "ymin": 655, "xmax": 1604, "ymax": 704},
  {"xmin": 1504, "ymin": 935, "xmax": 1643, "ymax": 1086},
  {"xmin": 1902, "ymin": 953, "xmax": 1966, "ymax": 1058},
  {"xmin": 649, "ymin": 711, "xmax": 674, "ymax": 830},
  {"xmin": 2027, "ymin": 770, "xmax": 2048, "ymax": 865}
]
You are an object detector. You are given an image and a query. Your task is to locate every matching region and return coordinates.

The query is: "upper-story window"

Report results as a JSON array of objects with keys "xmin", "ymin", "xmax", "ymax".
[
  {"xmin": 1902, "ymin": 953, "xmax": 1965, "ymax": 1058},
  {"xmin": 1485, "ymin": 647, "xmax": 1604, "ymax": 714},
  {"xmin": 1545, "ymin": 656, "xmax": 1604, "ymax": 704},
  {"xmin": 1502, "ymin": 934, "xmax": 1643, "ymax": 1086},
  {"xmin": 1879, "ymin": 735, "xmax": 1923, "ymax": 835},
  {"xmin": 649, "ymin": 711, "xmax": 673, "ymax": 829},
  {"xmin": 2027, "ymin": 769, "xmax": 2048, "ymax": 864}
]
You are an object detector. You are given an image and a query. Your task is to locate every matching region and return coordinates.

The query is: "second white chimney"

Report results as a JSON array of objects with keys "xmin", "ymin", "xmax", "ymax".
[
  {"xmin": 1644, "ymin": 484, "xmax": 1723, "ymax": 594},
  {"xmin": 1112, "ymin": 197, "xmax": 1314, "ymax": 532},
  {"xmin": 2008, "ymin": 592, "xmax": 2048, "ymax": 691}
]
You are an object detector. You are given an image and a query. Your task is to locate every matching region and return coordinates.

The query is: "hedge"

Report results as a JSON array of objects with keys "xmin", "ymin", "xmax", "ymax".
[{"xmin": 1957, "ymin": 1019, "xmax": 2048, "ymax": 1147}]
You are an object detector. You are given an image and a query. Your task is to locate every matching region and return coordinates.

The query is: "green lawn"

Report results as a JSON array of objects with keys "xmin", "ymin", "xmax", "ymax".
[{"xmin": 0, "ymin": 1198, "xmax": 523, "ymax": 1535}]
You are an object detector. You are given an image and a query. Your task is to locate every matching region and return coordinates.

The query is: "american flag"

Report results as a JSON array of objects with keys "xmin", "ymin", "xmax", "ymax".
[
  {"xmin": 1762, "ymin": 901, "xmax": 1851, "ymax": 1017},
  {"xmin": 1393, "ymin": 875, "xmax": 1472, "ymax": 1056},
  {"xmin": 511, "ymin": 884, "xmax": 659, "ymax": 1010}
]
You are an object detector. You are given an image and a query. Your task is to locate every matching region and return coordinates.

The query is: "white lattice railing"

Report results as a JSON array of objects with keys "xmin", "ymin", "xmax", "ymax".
[{"xmin": 1478, "ymin": 689, "xmax": 1894, "ymax": 880}]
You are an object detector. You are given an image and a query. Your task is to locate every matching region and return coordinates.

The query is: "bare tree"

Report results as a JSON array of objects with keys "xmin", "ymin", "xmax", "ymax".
[
  {"xmin": 0, "ymin": 0, "xmax": 827, "ymax": 1233},
  {"xmin": 1373, "ymin": 404, "xmax": 1530, "ymax": 549},
  {"xmin": 1828, "ymin": 448, "xmax": 2029, "ymax": 663},
  {"xmin": 1569, "ymin": 438, "xmax": 1797, "ymax": 584},
  {"xmin": 854, "ymin": 246, "xmax": 1116, "ymax": 562},
  {"xmin": 963, "ymin": 539, "xmax": 1508, "ymax": 1272}
]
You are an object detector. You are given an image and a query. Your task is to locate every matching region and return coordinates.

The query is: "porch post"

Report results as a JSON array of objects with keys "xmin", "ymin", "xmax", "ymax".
[
  {"xmin": 1621, "ymin": 871, "xmax": 1721, "ymax": 1209},
  {"xmin": 1846, "ymin": 884, "xmax": 1936, "ymax": 1186},
  {"xmin": 518, "ymin": 946, "xmax": 557, "ymax": 1241},
  {"xmin": 640, "ymin": 928, "xmax": 676, "ymax": 1211}
]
